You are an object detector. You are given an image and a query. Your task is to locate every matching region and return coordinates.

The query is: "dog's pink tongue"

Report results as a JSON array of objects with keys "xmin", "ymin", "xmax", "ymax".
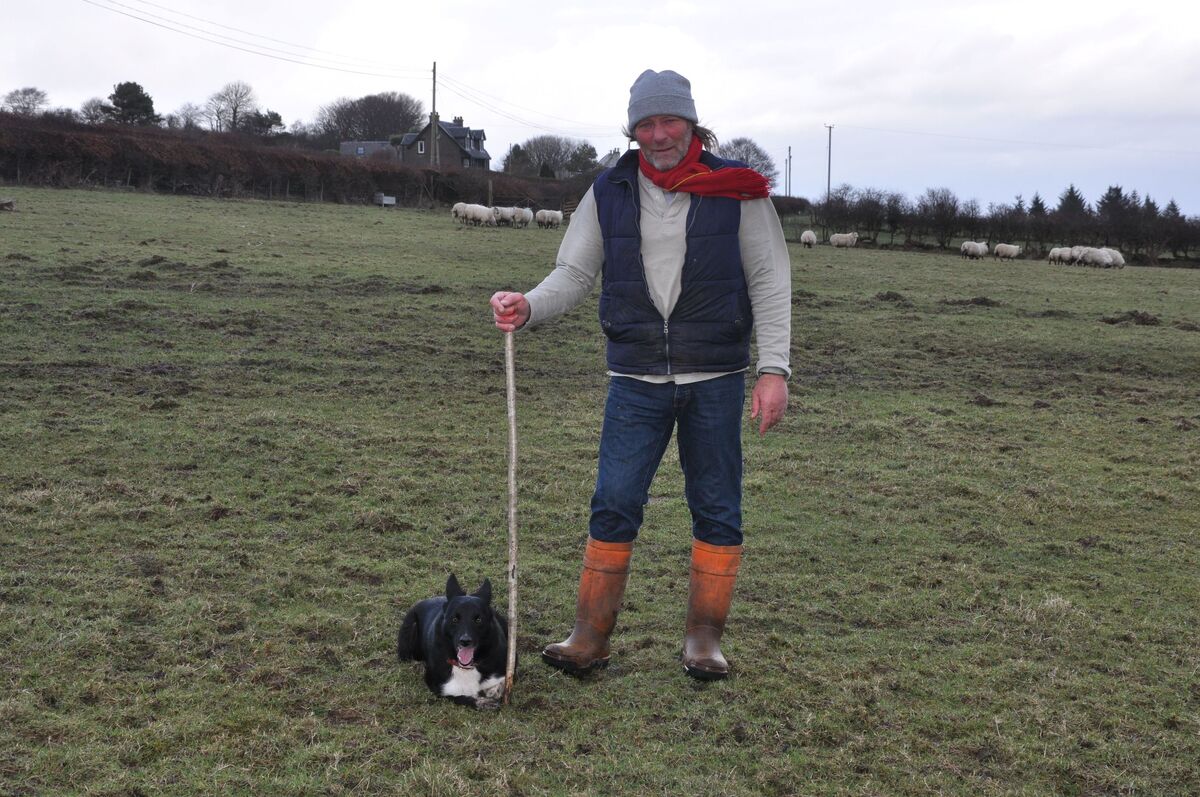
[{"xmin": 457, "ymin": 647, "xmax": 475, "ymax": 667}]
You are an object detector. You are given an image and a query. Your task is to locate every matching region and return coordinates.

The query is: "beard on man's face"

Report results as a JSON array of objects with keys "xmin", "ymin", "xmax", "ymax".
[{"xmin": 641, "ymin": 127, "xmax": 692, "ymax": 171}]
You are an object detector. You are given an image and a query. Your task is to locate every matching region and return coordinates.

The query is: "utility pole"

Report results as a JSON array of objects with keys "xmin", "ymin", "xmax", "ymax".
[
  {"xmin": 786, "ymin": 146, "xmax": 791, "ymax": 197},
  {"xmin": 432, "ymin": 61, "xmax": 441, "ymax": 169},
  {"xmin": 824, "ymin": 123, "xmax": 833, "ymax": 207}
]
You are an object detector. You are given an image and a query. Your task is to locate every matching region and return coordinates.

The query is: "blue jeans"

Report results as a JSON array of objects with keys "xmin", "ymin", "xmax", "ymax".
[{"xmin": 589, "ymin": 373, "xmax": 745, "ymax": 546}]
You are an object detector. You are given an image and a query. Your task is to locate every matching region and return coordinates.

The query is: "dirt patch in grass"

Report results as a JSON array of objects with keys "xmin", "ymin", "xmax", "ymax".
[
  {"xmin": 50, "ymin": 264, "xmax": 102, "ymax": 283},
  {"xmin": 940, "ymin": 296, "xmax": 1002, "ymax": 307},
  {"xmin": 1101, "ymin": 310, "xmax": 1160, "ymax": 325},
  {"xmin": 968, "ymin": 392, "xmax": 1005, "ymax": 407}
]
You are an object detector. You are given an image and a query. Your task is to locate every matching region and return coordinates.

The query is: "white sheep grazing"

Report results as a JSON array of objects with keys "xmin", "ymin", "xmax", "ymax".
[
  {"xmin": 451, "ymin": 202, "xmax": 467, "ymax": 223},
  {"xmin": 513, "ymin": 207, "xmax": 534, "ymax": 228},
  {"xmin": 1081, "ymin": 247, "xmax": 1114, "ymax": 268},
  {"xmin": 1069, "ymin": 245, "xmax": 1087, "ymax": 265},
  {"xmin": 829, "ymin": 231, "xmax": 859, "ymax": 248},
  {"xmin": 464, "ymin": 203, "xmax": 495, "ymax": 226},
  {"xmin": 800, "ymin": 230, "xmax": 817, "ymax": 248},
  {"xmin": 535, "ymin": 209, "xmax": 563, "ymax": 229},
  {"xmin": 961, "ymin": 241, "xmax": 987, "ymax": 260},
  {"xmin": 493, "ymin": 206, "xmax": 517, "ymax": 227},
  {"xmin": 1100, "ymin": 247, "xmax": 1125, "ymax": 268},
  {"xmin": 993, "ymin": 243, "xmax": 1020, "ymax": 260},
  {"xmin": 1048, "ymin": 247, "xmax": 1071, "ymax": 264}
]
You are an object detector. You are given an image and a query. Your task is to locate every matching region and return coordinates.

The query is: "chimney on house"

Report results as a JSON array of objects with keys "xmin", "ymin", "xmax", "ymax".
[{"xmin": 453, "ymin": 116, "xmax": 463, "ymax": 127}]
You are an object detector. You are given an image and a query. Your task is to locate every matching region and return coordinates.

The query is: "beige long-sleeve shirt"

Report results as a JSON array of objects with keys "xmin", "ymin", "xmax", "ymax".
[{"xmin": 525, "ymin": 170, "xmax": 792, "ymax": 382}]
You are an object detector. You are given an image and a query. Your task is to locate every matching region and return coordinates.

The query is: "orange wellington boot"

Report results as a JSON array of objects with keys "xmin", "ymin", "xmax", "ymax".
[
  {"xmin": 682, "ymin": 539, "xmax": 742, "ymax": 680},
  {"xmin": 542, "ymin": 538, "xmax": 634, "ymax": 675}
]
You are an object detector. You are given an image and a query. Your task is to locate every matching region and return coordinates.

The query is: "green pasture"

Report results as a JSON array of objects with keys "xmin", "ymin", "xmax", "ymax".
[{"xmin": 1, "ymin": 186, "xmax": 1198, "ymax": 796}]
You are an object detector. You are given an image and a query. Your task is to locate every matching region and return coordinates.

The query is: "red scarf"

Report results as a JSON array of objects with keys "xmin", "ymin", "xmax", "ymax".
[{"xmin": 639, "ymin": 136, "xmax": 770, "ymax": 199}]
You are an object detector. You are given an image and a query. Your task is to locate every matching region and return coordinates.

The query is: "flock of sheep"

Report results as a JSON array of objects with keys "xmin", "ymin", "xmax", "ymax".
[
  {"xmin": 959, "ymin": 241, "xmax": 1020, "ymax": 260},
  {"xmin": 799, "ymin": 230, "xmax": 859, "ymax": 248},
  {"xmin": 452, "ymin": 202, "xmax": 563, "ymax": 229},
  {"xmin": 451, "ymin": 210, "xmax": 1128, "ymax": 267},
  {"xmin": 1047, "ymin": 245, "xmax": 1126, "ymax": 268},
  {"xmin": 800, "ymin": 229, "xmax": 1125, "ymax": 268}
]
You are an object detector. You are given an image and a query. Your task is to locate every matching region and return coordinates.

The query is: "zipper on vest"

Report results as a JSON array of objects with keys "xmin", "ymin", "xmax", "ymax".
[{"xmin": 663, "ymin": 320, "xmax": 671, "ymax": 374}]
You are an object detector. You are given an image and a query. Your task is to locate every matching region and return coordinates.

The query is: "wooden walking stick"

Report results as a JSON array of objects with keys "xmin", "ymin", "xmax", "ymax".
[{"xmin": 503, "ymin": 331, "xmax": 518, "ymax": 705}]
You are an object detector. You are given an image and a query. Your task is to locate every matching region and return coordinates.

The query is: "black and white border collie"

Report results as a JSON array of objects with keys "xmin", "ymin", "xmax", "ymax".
[{"xmin": 397, "ymin": 574, "xmax": 510, "ymax": 709}]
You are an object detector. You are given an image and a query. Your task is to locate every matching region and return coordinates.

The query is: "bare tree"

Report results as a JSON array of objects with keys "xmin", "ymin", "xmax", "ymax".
[
  {"xmin": 206, "ymin": 81, "xmax": 257, "ymax": 132},
  {"xmin": 918, "ymin": 187, "xmax": 960, "ymax": 248},
  {"xmin": 313, "ymin": 97, "xmax": 358, "ymax": 146},
  {"xmin": 79, "ymin": 97, "xmax": 108, "ymax": 124},
  {"xmin": 853, "ymin": 187, "xmax": 887, "ymax": 241},
  {"xmin": 520, "ymin": 135, "xmax": 580, "ymax": 177},
  {"xmin": 173, "ymin": 102, "xmax": 204, "ymax": 130},
  {"xmin": 352, "ymin": 92, "xmax": 423, "ymax": 139},
  {"xmin": 3, "ymin": 87, "xmax": 49, "ymax": 116},
  {"xmin": 312, "ymin": 92, "xmax": 425, "ymax": 148},
  {"xmin": 958, "ymin": 198, "xmax": 984, "ymax": 242},
  {"xmin": 716, "ymin": 137, "xmax": 779, "ymax": 189}
]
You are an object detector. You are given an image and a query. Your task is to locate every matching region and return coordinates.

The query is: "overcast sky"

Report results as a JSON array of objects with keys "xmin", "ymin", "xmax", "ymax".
[{"xmin": 4, "ymin": 0, "xmax": 1200, "ymax": 213}]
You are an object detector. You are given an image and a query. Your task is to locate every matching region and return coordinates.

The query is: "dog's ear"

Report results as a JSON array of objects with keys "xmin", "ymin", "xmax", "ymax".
[
  {"xmin": 474, "ymin": 578, "xmax": 492, "ymax": 604},
  {"xmin": 446, "ymin": 573, "xmax": 465, "ymax": 599}
]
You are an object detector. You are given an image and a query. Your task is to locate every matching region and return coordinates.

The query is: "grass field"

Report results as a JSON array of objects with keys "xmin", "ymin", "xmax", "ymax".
[{"xmin": 1, "ymin": 185, "xmax": 1198, "ymax": 796}]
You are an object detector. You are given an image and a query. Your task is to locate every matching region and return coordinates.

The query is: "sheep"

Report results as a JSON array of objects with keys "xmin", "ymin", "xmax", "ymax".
[
  {"xmin": 993, "ymin": 243, "xmax": 1020, "ymax": 260},
  {"xmin": 1100, "ymin": 247, "xmax": 1125, "ymax": 268},
  {"xmin": 462, "ymin": 203, "xmax": 495, "ymax": 226},
  {"xmin": 960, "ymin": 241, "xmax": 988, "ymax": 260},
  {"xmin": 536, "ymin": 209, "xmax": 564, "ymax": 229},
  {"xmin": 800, "ymin": 230, "xmax": 817, "ymax": 248},
  {"xmin": 1069, "ymin": 245, "xmax": 1088, "ymax": 265},
  {"xmin": 513, "ymin": 207, "xmax": 534, "ymax": 228},
  {"xmin": 1048, "ymin": 247, "xmax": 1072, "ymax": 264},
  {"xmin": 493, "ymin": 206, "xmax": 517, "ymax": 227},
  {"xmin": 1080, "ymin": 247, "xmax": 1114, "ymax": 268},
  {"xmin": 451, "ymin": 201, "xmax": 467, "ymax": 223},
  {"xmin": 829, "ymin": 231, "xmax": 859, "ymax": 248}
]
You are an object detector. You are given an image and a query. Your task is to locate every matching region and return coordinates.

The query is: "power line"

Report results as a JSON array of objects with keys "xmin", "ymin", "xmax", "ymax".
[
  {"xmin": 440, "ymin": 73, "xmax": 611, "ymax": 131},
  {"xmin": 437, "ymin": 76, "xmax": 612, "ymax": 138},
  {"xmin": 119, "ymin": 0, "xmax": 416, "ymax": 71},
  {"xmin": 838, "ymin": 123, "xmax": 1200, "ymax": 158},
  {"xmin": 79, "ymin": 0, "xmax": 427, "ymax": 79},
  {"xmin": 78, "ymin": 0, "xmax": 614, "ymax": 142}
]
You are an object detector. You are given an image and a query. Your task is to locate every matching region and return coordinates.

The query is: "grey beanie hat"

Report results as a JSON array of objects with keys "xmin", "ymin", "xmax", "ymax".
[{"xmin": 627, "ymin": 69, "xmax": 698, "ymax": 130}]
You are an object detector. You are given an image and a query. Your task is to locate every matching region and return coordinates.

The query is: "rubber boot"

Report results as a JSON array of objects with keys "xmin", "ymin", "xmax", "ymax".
[
  {"xmin": 542, "ymin": 538, "xmax": 634, "ymax": 675},
  {"xmin": 683, "ymin": 539, "xmax": 742, "ymax": 680}
]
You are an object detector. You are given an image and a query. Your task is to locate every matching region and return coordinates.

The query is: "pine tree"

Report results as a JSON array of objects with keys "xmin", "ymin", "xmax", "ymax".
[
  {"xmin": 103, "ymin": 82, "xmax": 160, "ymax": 126},
  {"xmin": 1054, "ymin": 184, "xmax": 1091, "ymax": 244}
]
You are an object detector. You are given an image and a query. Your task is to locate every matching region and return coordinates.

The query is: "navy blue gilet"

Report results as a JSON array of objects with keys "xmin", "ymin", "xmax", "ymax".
[{"xmin": 592, "ymin": 149, "xmax": 753, "ymax": 375}]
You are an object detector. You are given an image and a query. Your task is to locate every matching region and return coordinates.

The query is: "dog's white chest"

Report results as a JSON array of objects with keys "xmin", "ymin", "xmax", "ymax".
[{"xmin": 441, "ymin": 666, "xmax": 505, "ymax": 702}]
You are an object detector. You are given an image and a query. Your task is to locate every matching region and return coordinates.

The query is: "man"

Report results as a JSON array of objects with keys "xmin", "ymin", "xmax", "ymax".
[{"xmin": 491, "ymin": 69, "xmax": 791, "ymax": 680}]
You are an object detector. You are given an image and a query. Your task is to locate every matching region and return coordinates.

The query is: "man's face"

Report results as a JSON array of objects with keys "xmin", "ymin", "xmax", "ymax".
[{"xmin": 634, "ymin": 115, "xmax": 692, "ymax": 171}]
